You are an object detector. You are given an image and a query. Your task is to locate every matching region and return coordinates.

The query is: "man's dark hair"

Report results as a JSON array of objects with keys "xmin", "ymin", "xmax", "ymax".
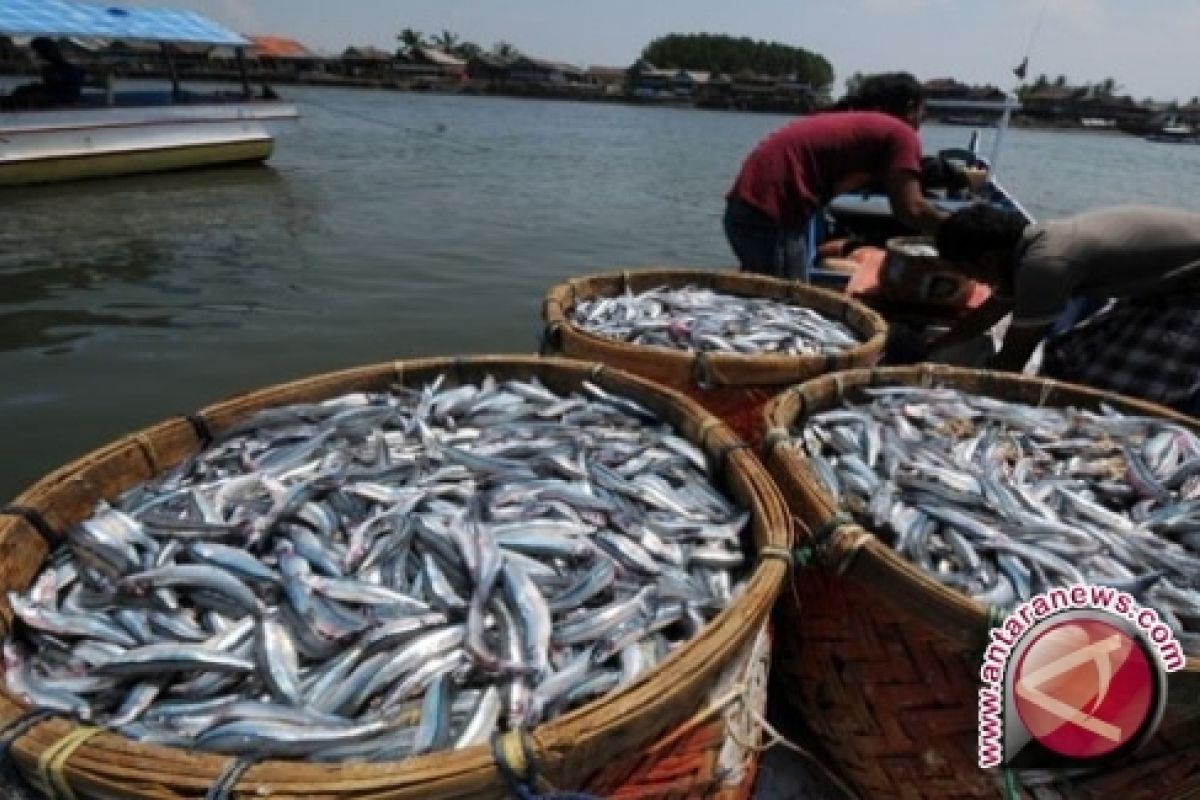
[
  {"xmin": 844, "ymin": 72, "xmax": 925, "ymax": 119},
  {"xmin": 31, "ymin": 37, "xmax": 60, "ymax": 59},
  {"xmin": 936, "ymin": 203, "xmax": 1029, "ymax": 263}
]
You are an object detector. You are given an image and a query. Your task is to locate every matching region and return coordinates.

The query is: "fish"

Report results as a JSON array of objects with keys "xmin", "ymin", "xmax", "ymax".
[
  {"xmin": 5, "ymin": 375, "xmax": 749, "ymax": 763},
  {"xmin": 571, "ymin": 285, "xmax": 861, "ymax": 356},
  {"xmin": 795, "ymin": 385, "xmax": 1200, "ymax": 653}
]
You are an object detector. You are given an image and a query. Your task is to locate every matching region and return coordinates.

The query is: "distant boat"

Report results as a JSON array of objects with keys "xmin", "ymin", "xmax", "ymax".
[
  {"xmin": 1080, "ymin": 117, "xmax": 1116, "ymax": 129},
  {"xmin": 1146, "ymin": 119, "xmax": 1200, "ymax": 144},
  {"xmin": 0, "ymin": 0, "xmax": 299, "ymax": 187}
]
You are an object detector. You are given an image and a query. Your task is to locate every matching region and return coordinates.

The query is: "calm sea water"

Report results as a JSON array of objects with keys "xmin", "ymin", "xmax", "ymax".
[{"xmin": 5, "ymin": 85, "xmax": 1200, "ymax": 499}]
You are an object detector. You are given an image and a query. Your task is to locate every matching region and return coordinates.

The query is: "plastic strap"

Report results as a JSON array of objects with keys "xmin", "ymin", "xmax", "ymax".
[
  {"xmin": 0, "ymin": 504, "xmax": 58, "ymax": 546},
  {"xmin": 1002, "ymin": 767, "xmax": 1022, "ymax": 800},
  {"xmin": 37, "ymin": 726, "xmax": 101, "ymax": 800},
  {"xmin": 184, "ymin": 413, "xmax": 214, "ymax": 447},
  {"xmin": 0, "ymin": 709, "xmax": 59, "ymax": 797},
  {"xmin": 392, "ymin": 360, "xmax": 407, "ymax": 385},
  {"xmin": 759, "ymin": 545, "xmax": 793, "ymax": 567},
  {"xmin": 692, "ymin": 352, "xmax": 715, "ymax": 391},
  {"xmin": 539, "ymin": 321, "xmax": 564, "ymax": 356},
  {"xmin": 205, "ymin": 755, "xmax": 262, "ymax": 800}
]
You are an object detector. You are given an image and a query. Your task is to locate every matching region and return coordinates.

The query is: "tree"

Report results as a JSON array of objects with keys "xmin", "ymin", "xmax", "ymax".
[
  {"xmin": 1054, "ymin": 74, "xmax": 1067, "ymax": 88},
  {"xmin": 456, "ymin": 41, "xmax": 483, "ymax": 60},
  {"xmin": 1099, "ymin": 77, "xmax": 1116, "ymax": 96},
  {"xmin": 639, "ymin": 33, "xmax": 833, "ymax": 93},
  {"xmin": 431, "ymin": 29, "xmax": 459, "ymax": 52},
  {"xmin": 843, "ymin": 71, "xmax": 866, "ymax": 98},
  {"xmin": 492, "ymin": 41, "xmax": 520, "ymax": 59},
  {"xmin": 397, "ymin": 28, "xmax": 424, "ymax": 56}
]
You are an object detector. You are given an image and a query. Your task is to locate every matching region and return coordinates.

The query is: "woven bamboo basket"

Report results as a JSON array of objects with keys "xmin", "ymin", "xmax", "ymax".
[
  {"xmin": 583, "ymin": 624, "xmax": 773, "ymax": 799},
  {"xmin": 759, "ymin": 364, "xmax": 1200, "ymax": 800},
  {"xmin": 0, "ymin": 355, "xmax": 791, "ymax": 800},
  {"xmin": 541, "ymin": 268, "xmax": 888, "ymax": 447}
]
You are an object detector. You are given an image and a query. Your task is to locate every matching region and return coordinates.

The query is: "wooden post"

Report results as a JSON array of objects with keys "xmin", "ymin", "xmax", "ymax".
[
  {"xmin": 160, "ymin": 44, "xmax": 181, "ymax": 99},
  {"xmin": 236, "ymin": 47, "xmax": 252, "ymax": 98}
]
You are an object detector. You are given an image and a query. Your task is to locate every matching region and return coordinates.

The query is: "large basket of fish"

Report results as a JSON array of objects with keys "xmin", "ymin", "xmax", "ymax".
[
  {"xmin": 759, "ymin": 364, "xmax": 1200, "ymax": 800},
  {"xmin": 0, "ymin": 355, "xmax": 791, "ymax": 799},
  {"xmin": 541, "ymin": 268, "xmax": 888, "ymax": 446}
]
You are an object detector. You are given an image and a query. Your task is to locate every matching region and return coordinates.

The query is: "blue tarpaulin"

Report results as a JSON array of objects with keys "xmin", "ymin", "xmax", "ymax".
[{"xmin": 0, "ymin": 0, "xmax": 248, "ymax": 46}]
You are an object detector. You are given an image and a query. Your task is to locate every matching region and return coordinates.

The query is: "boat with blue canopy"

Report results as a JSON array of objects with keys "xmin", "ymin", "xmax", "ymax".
[{"xmin": 0, "ymin": 0, "xmax": 298, "ymax": 186}]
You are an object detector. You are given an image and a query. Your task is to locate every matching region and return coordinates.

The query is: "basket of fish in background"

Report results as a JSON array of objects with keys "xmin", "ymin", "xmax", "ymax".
[
  {"xmin": 759, "ymin": 365, "xmax": 1200, "ymax": 800},
  {"xmin": 0, "ymin": 355, "xmax": 790, "ymax": 799},
  {"xmin": 542, "ymin": 269, "xmax": 887, "ymax": 446}
]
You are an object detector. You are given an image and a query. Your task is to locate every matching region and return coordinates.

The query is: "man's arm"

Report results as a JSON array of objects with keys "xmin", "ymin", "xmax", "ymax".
[
  {"xmin": 885, "ymin": 169, "xmax": 948, "ymax": 236},
  {"xmin": 928, "ymin": 295, "xmax": 1012, "ymax": 351},
  {"xmin": 988, "ymin": 323, "xmax": 1047, "ymax": 373}
]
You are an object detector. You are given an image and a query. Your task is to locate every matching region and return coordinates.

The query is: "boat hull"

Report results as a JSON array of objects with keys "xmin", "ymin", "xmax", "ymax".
[{"xmin": 0, "ymin": 100, "xmax": 297, "ymax": 186}]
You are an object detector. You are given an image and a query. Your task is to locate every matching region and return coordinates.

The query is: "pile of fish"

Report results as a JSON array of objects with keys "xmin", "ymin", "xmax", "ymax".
[
  {"xmin": 793, "ymin": 385, "xmax": 1200, "ymax": 654},
  {"xmin": 4, "ymin": 376, "xmax": 750, "ymax": 762},
  {"xmin": 570, "ymin": 285, "xmax": 861, "ymax": 356}
]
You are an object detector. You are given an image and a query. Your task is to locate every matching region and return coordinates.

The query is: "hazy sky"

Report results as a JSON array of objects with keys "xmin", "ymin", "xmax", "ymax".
[{"xmin": 119, "ymin": 0, "xmax": 1200, "ymax": 101}]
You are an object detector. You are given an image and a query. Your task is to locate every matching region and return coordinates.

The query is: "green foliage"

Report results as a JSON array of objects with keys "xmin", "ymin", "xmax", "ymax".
[{"xmin": 640, "ymin": 33, "xmax": 833, "ymax": 90}]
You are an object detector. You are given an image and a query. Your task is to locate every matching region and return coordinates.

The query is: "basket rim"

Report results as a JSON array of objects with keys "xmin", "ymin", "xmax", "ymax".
[
  {"xmin": 0, "ymin": 353, "xmax": 792, "ymax": 795},
  {"xmin": 543, "ymin": 267, "xmax": 889, "ymax": 370}
]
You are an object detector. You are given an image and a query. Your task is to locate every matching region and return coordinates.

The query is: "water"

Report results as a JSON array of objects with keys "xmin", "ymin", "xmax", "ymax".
[{"xmin": 6, "ymin": 85, "xmax": 1200, "ymax": 499}]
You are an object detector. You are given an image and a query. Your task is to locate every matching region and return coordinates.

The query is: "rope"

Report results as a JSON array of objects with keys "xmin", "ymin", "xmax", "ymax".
[
  {"xmin": 491, "ymin": 730, "xmax": 602, "ymax": 800},
  {"xmin": 0, "ymin": 504, "xmax": 59, "ymax": 546},
  {"xmin": 392, "ymin": 360, "xmax": 407, "ymax": 386},
  {"xmin": 205, "ymin": 754, "xmax": 263, "ymax": 800},
  {"xmin": 184, "ymin": 412, "xmax": 214, "ymax": 447},
  {"xmin": 701, "ymin": 680, "xmax": 861, "ymax": 800},
  {"xmin": 695, "ymin": 417, "xmax": 724, "ymax": 451},
  {"xmin": 37, "ymin": 726, "xmax": 101, "ymax": 800},
  {"xmin": 0, "ymin": 709, "xmax": 60, "ymax": 799}
]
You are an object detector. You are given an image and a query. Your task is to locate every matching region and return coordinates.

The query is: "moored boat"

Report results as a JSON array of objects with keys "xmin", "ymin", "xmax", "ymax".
[{"xmin": 0, "ymin": 0, "xmax": 299, "ymax": 186}]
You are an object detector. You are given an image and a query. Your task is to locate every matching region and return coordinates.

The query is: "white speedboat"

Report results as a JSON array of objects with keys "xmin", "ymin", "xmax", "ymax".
[{"xmin": 0, "ymin": 0, "xmax": 298, "ymax": 187}]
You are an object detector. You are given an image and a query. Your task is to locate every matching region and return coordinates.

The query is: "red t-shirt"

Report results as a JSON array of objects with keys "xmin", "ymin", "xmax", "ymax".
[{"xmin": 727, "ymin": 111, "xmax": 922, "ymax": 230}]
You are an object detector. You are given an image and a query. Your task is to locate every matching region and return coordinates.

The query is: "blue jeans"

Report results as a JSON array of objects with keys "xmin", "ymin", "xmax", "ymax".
[{"xmin": 723, "ymin": 197, "xmax": 810, "ymax": 281}]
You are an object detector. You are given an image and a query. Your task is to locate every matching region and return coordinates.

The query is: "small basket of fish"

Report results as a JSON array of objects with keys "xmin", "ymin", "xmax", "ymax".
[
  {"xmin": 759, "ymin": 364, "xmax": 1200, "ymax": 799},
  {"xmin": 542, "ymin": 268, "xmax": 887, "ymax": 446},
  {"xmin": 0, "ymin": 355, "xmax": 791, "ymax": 799}
]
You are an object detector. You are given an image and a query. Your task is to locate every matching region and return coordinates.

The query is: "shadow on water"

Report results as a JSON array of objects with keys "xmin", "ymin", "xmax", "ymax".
[
  {"xmin": 0, "ymin": 308, "xmax": 172, "ymax": 353},
  {"xmin": 0, "ymin": 238, "xmax": 166, "ymax": 305},
  {"xmin": 0, "ymin": 162, "xmax": 286, "ymax": 205}
]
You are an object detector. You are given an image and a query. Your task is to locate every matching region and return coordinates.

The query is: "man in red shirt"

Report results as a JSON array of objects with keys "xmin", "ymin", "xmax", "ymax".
[{"xmin": 724, "ymin": 72, "xmax": 950, "ymax": 280}]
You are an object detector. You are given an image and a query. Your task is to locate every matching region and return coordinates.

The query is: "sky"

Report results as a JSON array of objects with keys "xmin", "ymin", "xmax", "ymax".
[{"xmin": 117, "ymin": 0, "xmax": 1200, "ymax": 102}]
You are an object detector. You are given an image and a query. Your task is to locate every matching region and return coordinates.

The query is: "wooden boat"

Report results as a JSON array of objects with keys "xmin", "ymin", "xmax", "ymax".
[{"xmin": 0, "ymin": 0, "xmax": 298, "ymax": 186}]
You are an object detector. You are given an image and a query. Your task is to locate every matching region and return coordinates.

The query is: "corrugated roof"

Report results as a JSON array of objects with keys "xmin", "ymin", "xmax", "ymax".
[{"xmin": 248, "ymin": 35, "xmax": 314, "ymax": 59}]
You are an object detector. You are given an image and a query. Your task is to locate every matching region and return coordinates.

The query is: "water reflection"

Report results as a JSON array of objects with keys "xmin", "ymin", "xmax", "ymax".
[{"xmin": 0, "ymin": 308, "xmax": 171, "ymax": 352}]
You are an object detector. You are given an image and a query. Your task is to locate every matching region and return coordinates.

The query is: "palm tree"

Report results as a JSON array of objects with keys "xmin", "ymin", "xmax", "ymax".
[
  {"xmin": 431, "ymin": 30, "xmax": 459, "ymax": 53},
  {"xmin": 397, "ymin": 28, "xmax": 424, "ymax": 56},
  {"xmin": 456, "ymin": 41, "xmax": 483, "ymax": 60}
]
